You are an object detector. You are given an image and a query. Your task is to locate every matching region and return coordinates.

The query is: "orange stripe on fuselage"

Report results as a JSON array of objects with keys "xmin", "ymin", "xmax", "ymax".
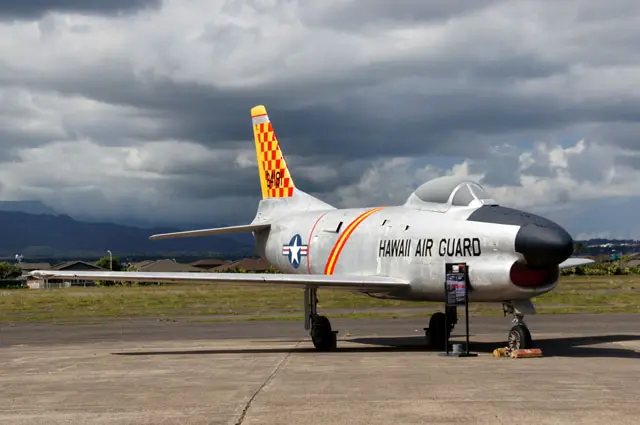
[{"xmin": 323, "ymin": 207, "xmax": 386, "ymax": 275}]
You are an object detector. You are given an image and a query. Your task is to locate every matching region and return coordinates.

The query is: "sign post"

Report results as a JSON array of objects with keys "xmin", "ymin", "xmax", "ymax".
[{"xmin": 443, "ymin": 263, "xmax": 477, "ymax": 357}]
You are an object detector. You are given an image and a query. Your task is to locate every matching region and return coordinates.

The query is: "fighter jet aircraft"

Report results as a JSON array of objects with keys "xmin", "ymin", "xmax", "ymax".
[{"xmin": 31, "ymin": 105, "xmax": 593, "ymax": 352}]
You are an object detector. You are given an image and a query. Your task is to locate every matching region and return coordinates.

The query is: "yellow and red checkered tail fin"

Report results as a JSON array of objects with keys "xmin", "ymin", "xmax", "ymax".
[{"xmin": 251, "ymin": 105, "xmax": 295, "ymax": 199}]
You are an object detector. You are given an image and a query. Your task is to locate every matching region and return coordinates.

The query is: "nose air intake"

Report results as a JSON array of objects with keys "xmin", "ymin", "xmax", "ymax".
[{"xmin": 515, "ymin": 223, "xmax": 573, "ymax": 268}]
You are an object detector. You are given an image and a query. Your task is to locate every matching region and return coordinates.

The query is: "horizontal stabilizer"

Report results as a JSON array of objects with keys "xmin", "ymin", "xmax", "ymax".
[
  {"xmin": 29, "ymin": 270, "xmax": 410, "ymax": 292},
  {"xmin": 559, "ymin": 257, "xmax": 595, "ymax": 269},
  {"xmin": 149, "ymin": 223, "xmax": 270, "ymax": 240}
]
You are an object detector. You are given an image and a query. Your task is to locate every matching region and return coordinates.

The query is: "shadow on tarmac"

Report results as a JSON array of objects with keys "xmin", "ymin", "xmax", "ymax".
[{"xmin": 114, "ymin": 333, "xmax": 640, "ymax": 359}]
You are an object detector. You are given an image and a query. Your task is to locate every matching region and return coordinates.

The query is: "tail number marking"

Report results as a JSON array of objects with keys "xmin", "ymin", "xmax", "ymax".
[{"xmin": 265, "ymin": 170, "xmax": 282, "ymax": 188}]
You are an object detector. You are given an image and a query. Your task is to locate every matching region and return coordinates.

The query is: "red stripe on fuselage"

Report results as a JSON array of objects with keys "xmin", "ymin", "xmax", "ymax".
[{"xmin": 307, "ymin": 211, "xmax": 328, "ymax": 274}]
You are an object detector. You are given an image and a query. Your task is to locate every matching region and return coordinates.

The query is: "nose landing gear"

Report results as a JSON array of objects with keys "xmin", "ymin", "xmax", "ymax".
[{"xmin": 503, "ymin": 300, "xmax": 534, "ymax": 350}]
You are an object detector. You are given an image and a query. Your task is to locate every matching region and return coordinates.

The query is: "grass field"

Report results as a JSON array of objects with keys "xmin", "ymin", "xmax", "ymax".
[{"xmin": 0, "ymin": 275, "xmax": 638, "ymax": 323}]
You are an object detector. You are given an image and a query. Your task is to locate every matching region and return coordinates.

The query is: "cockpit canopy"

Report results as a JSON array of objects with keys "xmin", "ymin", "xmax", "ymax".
[{"xmin": 404, "ymin": 176, "xmax": 498, "ymax": 212}]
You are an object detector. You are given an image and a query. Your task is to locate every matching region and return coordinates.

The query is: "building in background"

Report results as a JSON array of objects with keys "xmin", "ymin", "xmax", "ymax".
[
  {"xmin": 212, "ymin": 257, "xmax": 271, "ymax": 272},
  {"xmin": 190, "ymin": 258, "xmax": 228, "ymax": 270},
  {"xmin": 25, "ymin": 260, "xmax": 106, "ymax": 288}
]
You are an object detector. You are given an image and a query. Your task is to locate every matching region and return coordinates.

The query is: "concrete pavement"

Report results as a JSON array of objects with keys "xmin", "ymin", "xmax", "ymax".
[{"xmin": 0, "ymin": 315, "xmax": 639, "ymax": 424}]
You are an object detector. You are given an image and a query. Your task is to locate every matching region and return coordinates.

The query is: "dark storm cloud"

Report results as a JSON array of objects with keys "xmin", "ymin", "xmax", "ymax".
[
  {"xmin": 542, "ymin": 196, "xmax": 640, "ymax": 240},
  {"xmin": 286, "ymin": 156, "xmax": 377, "ymax": 195},
  {"xmin": 0, "ymin": 42, "xmax": 572, "ymax": 156},
  {"xmin": 470, "ymin": 146, "xmax": 522, "ymax": 187},
  {"xmin": 586, "ymin": 122, "xmax": 640, "ymax": 152},
  {"xmin": 7, "ymin": 53, "xmax": 640, "ymax": 199},
  {"xmin": 568, "ymin": 0, "xmax": 640, "ymax": 23},
  {"xmin": 0, "ymin": 0, "xmax": 160, "ymax": 20},
  {"xmin": 566, "ymin": 147, "xmax": 611, "ymax": 184},
  {"xmin": 521, "ymin": 162, "xmax": 552, "ymax": 178},
  {"xmin": 304, "ymin": 0, "xmax": 505, "ymax": 30},
  {"xmin": 0, "ymin": 127, "xmax": 58, "ymax": 157},
  {"xmin": 128, "ymin": 148, "xmax": 263, "ymax": 200},
  {"xmin": 615, "ymin": 154, "xmax": 640, "ymax": 170},
  {"xmin": 165, "ymin": 173, "xmax": 261, "ymax": 200}
]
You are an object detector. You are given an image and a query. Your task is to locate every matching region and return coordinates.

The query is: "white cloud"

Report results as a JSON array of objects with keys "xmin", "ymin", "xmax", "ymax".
[
  {"xmin": 483, "ymin": 139, "xmax": 640, "ymax": 210},
  {"xmin": 331, "ymin": 138, "xmax": 640, "ymax": 237}
]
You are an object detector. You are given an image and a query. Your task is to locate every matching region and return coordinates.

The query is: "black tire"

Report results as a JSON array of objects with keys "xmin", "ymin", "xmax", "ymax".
[
  {"xmin": 428, "ymin": 312, "xmax": 449, "ymax": 350},
  {"xmin": 508, "ymin": 324, "xmax": 533, "ymax": 350},
  {"xmin": 311, "ymin": 315, "xmax": 336, "ymax": 351}
]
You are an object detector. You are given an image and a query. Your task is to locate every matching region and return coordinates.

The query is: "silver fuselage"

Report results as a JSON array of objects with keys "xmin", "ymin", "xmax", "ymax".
[{"xmin": 254, "ymin": 205, "xmax": 560, "ymax": 303}]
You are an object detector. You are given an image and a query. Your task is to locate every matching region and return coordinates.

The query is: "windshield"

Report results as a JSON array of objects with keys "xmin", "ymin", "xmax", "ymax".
[{"xmin": 469, "ymin": 184, "xmax": 492, "ymax": 201}]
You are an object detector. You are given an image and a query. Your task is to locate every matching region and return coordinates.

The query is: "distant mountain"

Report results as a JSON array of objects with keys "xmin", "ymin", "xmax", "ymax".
[
  {"xmin": 0, "ymin": 201, "xmax": 59, "ymax": 216},
  {"xmin": 0, "ymin": 211, "xmax": 254, "ymax": 260}
]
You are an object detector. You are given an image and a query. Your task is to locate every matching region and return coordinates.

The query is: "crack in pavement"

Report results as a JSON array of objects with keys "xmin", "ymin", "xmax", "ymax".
[{"xmin": 234, "ymin": 341, "xmax": 301, "ymax": 425}]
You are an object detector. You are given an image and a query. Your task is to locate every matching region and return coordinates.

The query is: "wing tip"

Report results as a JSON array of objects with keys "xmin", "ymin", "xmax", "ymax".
[{"xmin": 560, "ymin": 257, "xmax": 595, "ymax": 269}]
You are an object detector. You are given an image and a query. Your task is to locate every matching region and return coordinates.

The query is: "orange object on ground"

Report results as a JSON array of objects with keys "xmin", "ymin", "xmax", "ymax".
[
  {"xmin": 492, "ymin": 347, "xmax": 508, "ymax": 357},
  {"xmin": 510, "ymin": 348, "xmax": 543, "ymax": 358}
]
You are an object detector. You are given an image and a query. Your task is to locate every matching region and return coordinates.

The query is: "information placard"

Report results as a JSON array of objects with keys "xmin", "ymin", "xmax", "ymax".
[
  {"xmin": 442, "ymin": 262, "xmax": 477, "ymax": 357},
  {"xmin": 445, "ymin": 263, "xmax": 467, "ymax": 307}
]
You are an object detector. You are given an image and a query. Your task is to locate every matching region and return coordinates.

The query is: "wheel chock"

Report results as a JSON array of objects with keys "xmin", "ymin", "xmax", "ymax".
[
  {"xmin": 510, "ymin": 348, "xmax": 543, "ymax": 358},
  {"xmin": 492, "ymin": 347, "xmax": 544, "ymax": 358}
]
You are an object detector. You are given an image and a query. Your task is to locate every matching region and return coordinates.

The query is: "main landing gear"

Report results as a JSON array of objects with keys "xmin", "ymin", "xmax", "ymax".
[
  {"xmin": 426, "ymin": 306, "xmax": 458, "ymax": 350},
  {"xmin": 503, "ymin": 300, "xmax": 534, "ymax": 350},
  {"xmin": 305, "ymin": 287, "xmax": 337, "ymax": 351}
]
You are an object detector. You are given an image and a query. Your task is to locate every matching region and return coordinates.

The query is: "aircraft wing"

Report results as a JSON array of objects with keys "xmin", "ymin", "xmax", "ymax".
[
  {"xmin": 559, "ymin": 258, "xmax": 595, "ymax": 269},
  {"xmin": 149, "ymin": 223, "xmax": 270, "ymax": 240},
  {"xmin": 28, "ymin": 270, "xmax": 410, "ymax": 292}
]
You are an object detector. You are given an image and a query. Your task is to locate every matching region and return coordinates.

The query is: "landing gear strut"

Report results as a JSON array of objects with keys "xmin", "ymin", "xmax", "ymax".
[
  {"xmin": 503, "ymin": 301, "xmax": 533, "ymax": 350},
  {"xmin": 426, "ymin": 306, "xmax": 458, "ymax": 349},
  {"xmin": 305, "ymin": 287, "xmax": 337, "ymax": 351}
]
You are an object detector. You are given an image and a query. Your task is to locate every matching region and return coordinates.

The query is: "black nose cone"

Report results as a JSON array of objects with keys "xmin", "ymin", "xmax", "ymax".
[
  {"xmin": 467, "ymin": 205, "xmax": 574, "ymax": 268},
  {"xmin": 515, "ymin": 223, "xmax": 574, "ymax": 268}
]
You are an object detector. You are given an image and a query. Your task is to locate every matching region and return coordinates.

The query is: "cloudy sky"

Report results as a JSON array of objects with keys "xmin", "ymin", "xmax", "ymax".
[{"xmin": 1, "ymin": 0, "xmax": 640, "ymax": 239}]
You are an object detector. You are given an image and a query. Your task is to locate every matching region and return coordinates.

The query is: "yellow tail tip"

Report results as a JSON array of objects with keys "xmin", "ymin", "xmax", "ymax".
[{"xmin": 251, "ymin": 105, "xmax": 267, "ymax": 117}]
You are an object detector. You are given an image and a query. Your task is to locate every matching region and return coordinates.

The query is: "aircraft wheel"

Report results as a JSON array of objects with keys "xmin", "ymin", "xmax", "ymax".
[
  {"xmin": 508, "ymin": 324, "xmax": 532, "ymax": 350},
  {"xmin": 310, "ymin": 315, "xmax": 336, "ymax": 351},
  {"xmin": 428, "ymin": 312, "xmax": 449, "ymax": 350}
]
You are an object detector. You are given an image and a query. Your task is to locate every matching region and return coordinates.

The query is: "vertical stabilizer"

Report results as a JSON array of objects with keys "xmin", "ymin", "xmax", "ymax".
[
  {"xmin": 250, "ymin": 105, "xmax": 335, "ymax": 225},
  {"xmin": 251, "ymin": 105, "xmax": 295, "ymax": 199}
]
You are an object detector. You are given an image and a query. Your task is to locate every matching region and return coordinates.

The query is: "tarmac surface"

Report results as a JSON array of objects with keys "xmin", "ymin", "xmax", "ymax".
[{"xmin": 1, "ymin": 314, "xmax": 639, "ymax": 424}]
